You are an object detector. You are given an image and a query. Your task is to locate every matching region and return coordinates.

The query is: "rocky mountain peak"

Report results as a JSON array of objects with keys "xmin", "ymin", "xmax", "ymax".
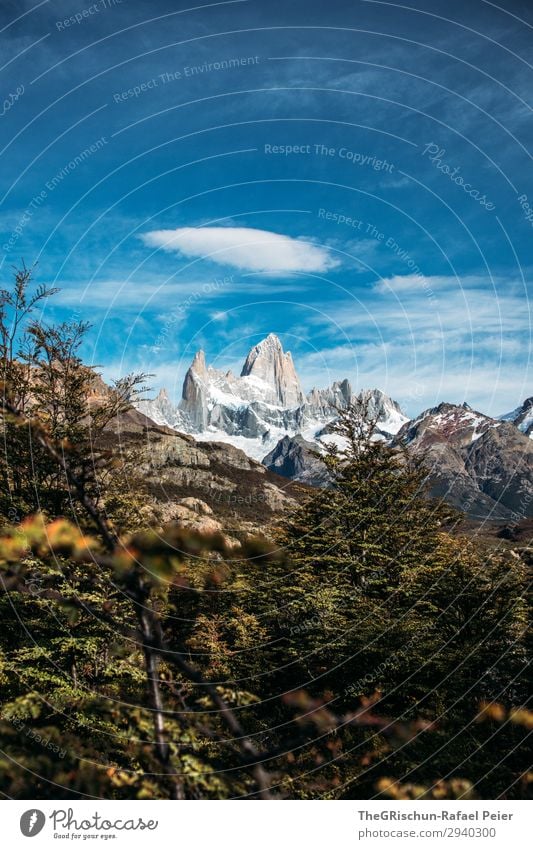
[
  {"xmin": 243, "ymin": 332, "xmax": 283, "ymax": 358},
  {"xmin": 181, "ymin": 351, "xmax": 209, "ymax": 429},
  {"xmin": 139, "ymin": 337, "xmax": 409, "ymax": 458},
  {"xmin": 397, "ymin": 401, "xmax": 499, "ymax": 451},
  {"xmin": 306, "ymin": 379, "xmax": 353, "ymax": 415},
  {"xmin": 500, "ymin": 397, "xmax": 533, "ymax": 438},
  {"xmin": 359, "ymin": 388, "xmax": 404, "ymax": 416},
  {"xmin": 240, "ymin": 334, "xmax": 304, "ymax": 408},
  {"xmin": 190, "ymin": 349, "xmax": 207, "ymax": 377}
]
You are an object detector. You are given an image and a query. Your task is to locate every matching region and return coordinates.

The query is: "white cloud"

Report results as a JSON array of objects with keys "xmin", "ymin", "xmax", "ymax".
[
  {"xmin": 210, "ymin": 310, "xmax": 229, "ymax": 322},
  {"xmin": 140, "ymin": 226, "xmax": 339, "ymax": 274},
  {"xmin": 54, "ymin": 278, "xmax": 213, "ymax": 309},
  {"xmin": 300, "ymin": 276, "xmax": 531, "ymax": 417},
  {"xmin": 52, "ymin": 275, "xmax": 308, "ymax": 311},
  {"xmin": 373, "ymin": 273, "xmax": 490, "ymax": 296}
]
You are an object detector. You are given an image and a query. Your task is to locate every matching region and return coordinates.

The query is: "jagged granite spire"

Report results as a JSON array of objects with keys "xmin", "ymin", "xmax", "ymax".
[
  {"xmin": 240, "ymin": 333, "xmax": 304, "ymax": 407},
  {"xmin": 181, "ymin": 350, "xmax": 209, "ymax": 429}
]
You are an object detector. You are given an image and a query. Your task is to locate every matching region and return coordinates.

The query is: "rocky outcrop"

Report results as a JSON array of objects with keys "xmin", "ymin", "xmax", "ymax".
[
  {"xmin": 113, "ymin": 423, "xmax": 300, "ymax": 531},
  {"xmin": 358, "ymin": 388, "xmax": 407, "ymax": 432},
  {"xmin": 465, "ymin": 422, "xmax": 533, "ymax": 515},
  {"xmin": 262, "ymin": 434, "xmax": 330, "ymax": 485},
  {"xmin": 181, "ymin": 351, "xmax": 209, "ymax": 430},
  {"xmin": 306, "ymin": 378, "xmax": 352, "ymax": 413},
  {"xmin": 137, "ymin": 388, "xmax": 186, "ymax": 431}
]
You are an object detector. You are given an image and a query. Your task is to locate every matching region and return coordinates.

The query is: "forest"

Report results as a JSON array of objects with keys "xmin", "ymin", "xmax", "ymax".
[{"xmin": 0, "ymin": 267, "xmax": 530, "ymax": 800}]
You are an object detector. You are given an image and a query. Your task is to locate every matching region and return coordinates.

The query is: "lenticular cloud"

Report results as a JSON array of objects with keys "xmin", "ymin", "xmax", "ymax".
[{"xmin": 140, "ymin": 226, "xmax": 339, "ymax": 274}]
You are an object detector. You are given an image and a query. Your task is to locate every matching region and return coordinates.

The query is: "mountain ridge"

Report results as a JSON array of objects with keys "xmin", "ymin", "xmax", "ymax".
[
  {"xmin": 136, "ymin": 334, "xmax": 408, "ymax": 459},
  {"xmin": 134, "ymin": 335, "xmax": 533, "ymax": 521}
]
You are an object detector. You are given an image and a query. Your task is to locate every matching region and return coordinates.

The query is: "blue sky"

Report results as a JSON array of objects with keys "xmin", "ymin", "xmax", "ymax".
[{"xmin": 1, "ymin": 0, "xmax": 532, "ymax": 416}]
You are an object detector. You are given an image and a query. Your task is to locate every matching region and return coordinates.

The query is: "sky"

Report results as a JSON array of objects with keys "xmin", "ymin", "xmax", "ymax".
[{"xmin": 1, "ymin": 0, "xmax": 532, "ymax": 417}]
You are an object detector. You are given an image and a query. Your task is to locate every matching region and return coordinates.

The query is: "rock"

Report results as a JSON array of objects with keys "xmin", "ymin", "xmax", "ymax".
[
  {"xmin": 500, "ymin": 397, "xmax": 533, "ymax": 438},
  {"xmin": 142, "ymin": 433, "xmax": 211, "ymax": 470},
  {"xmin": 357, "ymin": 388, "xmax": 407, "ymax": 434},
  {"xmin": 160, "ymin": 501, "xmax": 223, "ymax": 534},
  {"xmin": 117, "ymin": 423, "xmax": 300, "ymax": 532},
  {"xmin": 178, "ymin": 497, "xmax": 214, "ymax": 515},
  {"xmin": 465, "ymin": 422, "xmax": 533, "ymax": 515},
  {"xmin": 263, "ymin": 434, "xmax": 329, "ymax": 485},
  {"xmin": 307, "ymin": 378, "xmax": 352, "ymax": 412},
  {"xmin": 395, "ymin": 403, "xmax": 533, "ymax": 520},
  {"xmin": 181, "ymin": 350, "xmax": 209, "ymax": 430},
  {"xmin": 240, "ymin": 333, "xmax": 305, "ymax": 407}
]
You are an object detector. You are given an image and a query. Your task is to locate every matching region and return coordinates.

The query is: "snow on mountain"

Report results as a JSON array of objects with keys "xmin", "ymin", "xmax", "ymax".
[
  {"xmin": 135, "ymin": 334, "xmax": 408, "ymax": 460},
  {"xmin": 138, "ymin": 388, "xmax": 186, "ymax": 430},
  {"xmin": 240, "ymin": 333, "xmax": 305, "ymax": 407},
  {"xmin": 500, "ymin": 397, "xmax": 533, "ymax": 438},
  {"xmin": 393, "ymin": 402, "xmax": 533, "ymax": 520},
  {"xmin": 398, "ymin": 402, "xmax": 501, "ymax": 448},
  {"xmin": 134, "ymin": 344, "xmax": 533, "ymax": 518},
  {"xmin": 359, "ymin": 388, "xmax": 407, "ymax": 436}
]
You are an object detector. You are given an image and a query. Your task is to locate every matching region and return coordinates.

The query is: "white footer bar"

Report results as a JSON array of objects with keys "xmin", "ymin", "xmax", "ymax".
[{"xmin": 5, "ymin": 800, "xmax": 530, "ymax": 848}]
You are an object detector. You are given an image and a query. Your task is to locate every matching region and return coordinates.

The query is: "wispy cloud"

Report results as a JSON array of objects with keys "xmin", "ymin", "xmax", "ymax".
[
  {"xmin": 372, "ymin": 273, "xmax": 491, "ymax": 296},
  {"xmin": 140, "ymin": 226, "xmax": 340, "ymax": 274},
  {"xmin": 298, "ymin": 274, "xmax": 531, "ymax": 415},
  {"xmin": 52, "ymin": 275, "xmax": 308, "ymax": 311},
  {"xmin": 210, "ymin": 310, "xmax": 229, "ymax": 322}
]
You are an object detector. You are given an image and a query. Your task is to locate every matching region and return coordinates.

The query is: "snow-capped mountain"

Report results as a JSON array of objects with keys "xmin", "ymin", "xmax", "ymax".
[
  {"xmin": 500, "ymin": 397, "xmax": 533, "ymax": 438},
  {"xmin": 136, "ymin": 334, "xmax": 408, "ymax": 460},
  {"xmin": 135, "ymin": 345, "xmax": 533, "ymax": 521},
  {"xmin": 393, "ymin": 402, "xmax": 533, "ymax": 519},
  {"xmin": 398, "ymin": 402, "xmax": 501, "ymax": 449}
]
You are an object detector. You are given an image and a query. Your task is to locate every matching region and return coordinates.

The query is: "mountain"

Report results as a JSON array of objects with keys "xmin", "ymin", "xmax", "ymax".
[
  {"xmin": 135, "ymin": 334, "xmax": 408, "ymax": 459},
  {"xmin": 465, "ymin": 422, "xmax": 533, "ymax": 515},
  {"xmin": 394, "ymin": 403, "xmax": 533, "ymax": 519},
  {"xmin": 240, "ymin": 333, "xmax": 304, "ymax": 407},
  {"xmin": 398, "ymin": 402, "xmax": 499, "ymax": 449},
  {"xmin": 263, "ymin": 400, "xmax": 533, "ymax": 520},
  {"xmin": 500, "ymin": 397, "xmax": 533, "ymax": 438},
  {"xmin": 133, "ymin": 340, "xmax": 533, "ymax": 522},
  {"xmin": 261, "ymin": 387, "xmax": 408, "ymax": 484},
  {"xmin": 262, "ymin": 434, "xmax": 330, "ymax": 485}
]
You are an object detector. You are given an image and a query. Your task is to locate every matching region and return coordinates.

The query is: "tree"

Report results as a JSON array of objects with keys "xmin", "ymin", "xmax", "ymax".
[
  {"xmin": 0, "ymin": 268, "xmax": 409, "ymax": 800},
  {"xmin": 179, "ymin": 400, "xmax": 531, "ymax": 799},
  {"xmin": 280, "ymin": 399, "xmax": 455, "ymax": 595},
  {"xmin": 0, "ymin": 269, "xmax": 528, "ymax": 800},
  {"xmin": 0, "ymin": 265, "xmax": 148, "ymax": 529}
]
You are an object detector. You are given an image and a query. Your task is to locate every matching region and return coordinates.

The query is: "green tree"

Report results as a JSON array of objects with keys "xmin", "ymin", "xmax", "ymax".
[
  {"xmin": 177, "ymin": 401, "xmax": 531, "ymax": 799},
  {"xmin": 0, "ymin": 268, "xmax": 394, "ymax": 800},
  {"xmin": 0, "ymin": 265, "xmax": 148, "ymax": 529}
]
